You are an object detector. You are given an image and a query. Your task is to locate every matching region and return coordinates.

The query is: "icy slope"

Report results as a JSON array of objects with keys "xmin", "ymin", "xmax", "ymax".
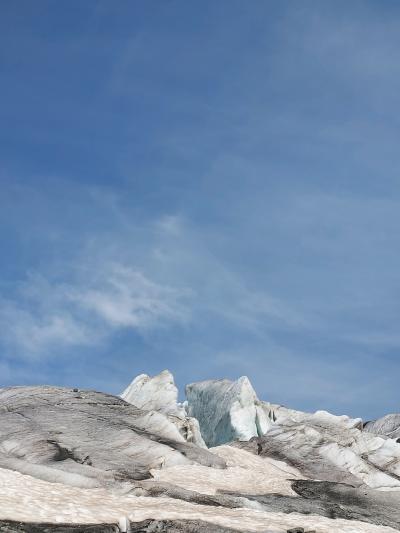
[
  {"xmin": 0, "ymin": 385, "xmax": 222, "ymax": 490},
  {"xmin": 185, "ymin": 376, "xmax": 272, "ymax": 447},
  {"xmin": 121, "ymin": 370, "xmax": 181, "ymax": 414},
  {"xmin": 365, "ymin": 414, "xmax": 400, "ymax": 439},
  {"xmin": 121, "ymin": 370, "xmax": 206, "ymax": 447},
  {"xmin": 235, "ymin": 409, "xmax": 400, "ymax": 490},
  {"xmin": 1, "ymin": 378, "xmax": 400, "ymax": 531}
]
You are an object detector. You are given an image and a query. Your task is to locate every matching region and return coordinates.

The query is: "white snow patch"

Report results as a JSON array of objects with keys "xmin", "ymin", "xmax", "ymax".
[
  {"xmin": 0, "ymin": 467, "xmax": 397, "ymax": 533},
  {"xmin": 151, "ymin": 445, "xmax": 304, "ymax": 497}
]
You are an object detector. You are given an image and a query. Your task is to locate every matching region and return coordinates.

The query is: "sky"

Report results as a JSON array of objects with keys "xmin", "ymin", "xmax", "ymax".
[{"xmin": 1, "ymin": 0, "xmax": 400, "ymax": 419}]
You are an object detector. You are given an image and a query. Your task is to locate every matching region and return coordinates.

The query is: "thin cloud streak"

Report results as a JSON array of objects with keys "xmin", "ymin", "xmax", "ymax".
[
  {"xmin": 0, "ymin": 264, "xmax": 192, "ymax": 358},
  {"xmin": 0, "ymin": 209, "xmax": 306, "ymax": 359}
]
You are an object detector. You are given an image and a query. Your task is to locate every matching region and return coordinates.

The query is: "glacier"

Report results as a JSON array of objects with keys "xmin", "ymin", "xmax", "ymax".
[
  {"xmin": 121, "ymin": 369, "xmax": 183, "ymax": 415},
  {"xmin": 364, "ymin": 413, "xmax": 400, "ymax": 440},
  {"xmin": 185, "ymin": 376, "xmax": 273, "ymax": 447},
  {"xmin": 0, "ymin": 372, "xmax": 399, "ymax": 532},
  {"xmin": 121, "ymin": 369, "xmax": 206, "ymax": 447}
]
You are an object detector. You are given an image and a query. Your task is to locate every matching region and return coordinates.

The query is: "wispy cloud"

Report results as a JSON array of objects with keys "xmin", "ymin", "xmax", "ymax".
[
  {"xmin": 0, "ymin": 301, "xmax": 93, "ymax": 354},
  {"xmin": 0, "ymin": 264, "xmax": 191, "ymax": 358},
  {"xmin": 68, "ymin": 264, "xmax": 190, "ymax": 329},
  {"xmin": 0, "ymin": 207, "xmax": 304, "ymax": 360}
]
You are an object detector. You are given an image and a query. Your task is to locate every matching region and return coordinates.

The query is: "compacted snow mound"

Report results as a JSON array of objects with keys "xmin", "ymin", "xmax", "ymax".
[
  {"xmin": 0, "ymin": 385, "xmax": 223, "ymax": 491},
  {"xmin": 185, "ymin": 376, "xmax": 273, "ymax": 447},
  {"xmin": 365, "ymin": 414, "xmax": 400, "ymax": 439},
  {"xmin": 121, "ymin": 370, "xmax": 181, "ymax": 415},
  {"xmin": 235, "ymin": 408, "xmax": 400, "ymax": 491},
  {"xmin": 121, "ymin": 370, "xmax": 206, "ymax": 448}
]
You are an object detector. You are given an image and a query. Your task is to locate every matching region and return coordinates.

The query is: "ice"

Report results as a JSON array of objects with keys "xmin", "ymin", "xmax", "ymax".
[
  {"xmin": 185, "ymin": 376, "xmax": 273, "ymax": 447},
  {"xmin": 121, "ymin": 370, "xmax": 206, "ymax": 447}
]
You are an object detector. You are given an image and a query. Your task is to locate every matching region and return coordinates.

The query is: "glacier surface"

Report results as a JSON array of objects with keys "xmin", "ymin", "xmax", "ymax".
[
  {"xmin": 185, "ymin": 376, "xmax": 272, "ymax": 447},
  {"xmin": 364, "ymin": 414, "xmax": 400, "ymax": 440},
  {"xmin": 0, "ymin": 372, "xmax": 400, "ymax": 532},
  {"xmin": 121, "ymin": 370, "xmax": 206, "ymax": 447}
]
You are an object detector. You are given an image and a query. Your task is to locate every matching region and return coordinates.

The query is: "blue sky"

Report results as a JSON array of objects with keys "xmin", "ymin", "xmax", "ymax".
[{"xmin": 1, "ymin": 1, "xmax": 400, "ymax": 419}]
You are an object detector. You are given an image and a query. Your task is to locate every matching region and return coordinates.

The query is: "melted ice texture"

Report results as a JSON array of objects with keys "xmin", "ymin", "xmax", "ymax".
[
  {"xmin": 0, "ymin": 457, "xmax": 398, "ymax": 533},
  {"xmin": 2, "ymin": 373, "xmax": 400, "ymax": 532},
  {"xmin": 186, "ymin": 376, "xmax": 272, "ymax": 447}
]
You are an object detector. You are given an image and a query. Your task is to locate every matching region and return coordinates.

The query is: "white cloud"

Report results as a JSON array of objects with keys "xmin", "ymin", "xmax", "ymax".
[
  {"xmin": 0, "ymin": 207, "xmax": 307, "ymax": 361},
  {"xmin": 0, "ymin": 305, "xmax": 93, "ymax": 354},
  {"xmin": 68, "ymin": 264, "xmax": 190, "ymax": 329},
  {"xmin": 0, "ymin": 264, "xmax": 191, "ymax": 358}
]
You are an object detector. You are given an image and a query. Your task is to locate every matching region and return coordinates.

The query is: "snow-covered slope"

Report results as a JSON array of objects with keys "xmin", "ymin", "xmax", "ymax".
[
  {"xmin": 235, "ymin": 409, "xmax": 400, "ymax": 491},
  {"xmin": 365, "ymin": 414, "xmax": 400, "ymax": 440},
  {"xmin": 0, "ymin": 386, "xmax": 221, "ymax": 489},
  {"xmin": 1, "ymin": 465, "xmax": 398, "ymax": 533},
  {"xmin": 1, "ymin": 375, "xmax": 400, "ymax": 532},
  {"xmin": 121, "ymin": 370, "xmax": 206, "ymax": 447}
]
